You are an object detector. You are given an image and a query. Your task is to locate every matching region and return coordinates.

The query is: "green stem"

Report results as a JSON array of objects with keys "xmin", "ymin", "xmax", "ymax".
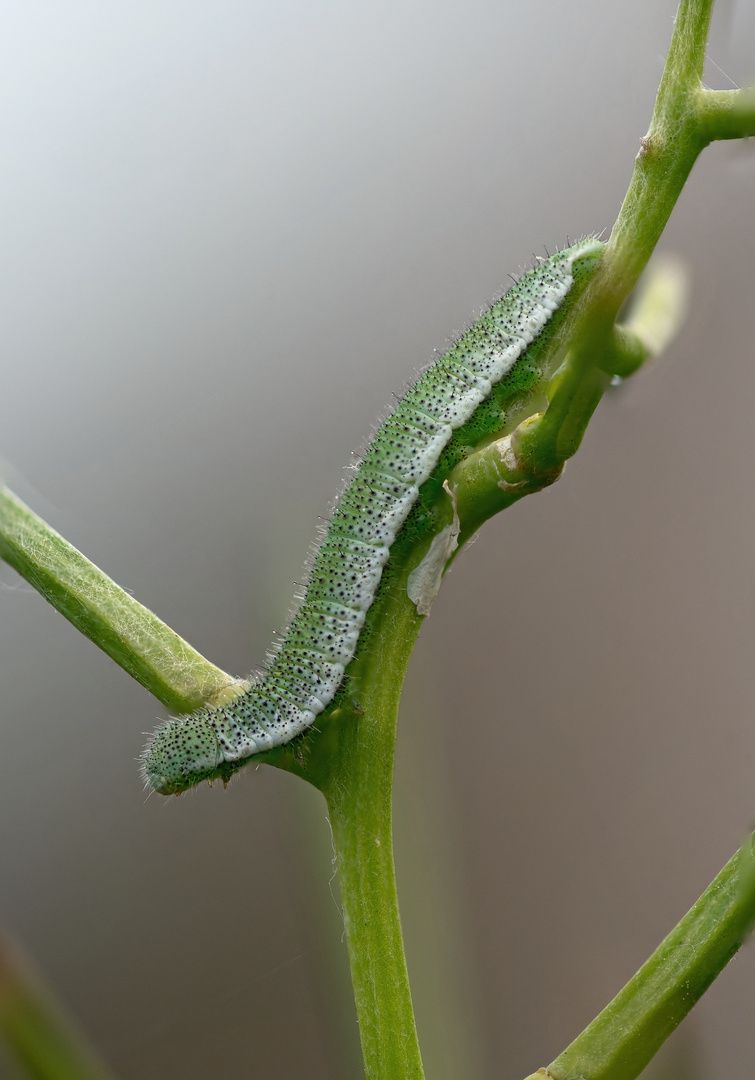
[
  {"xmin": 0, "ymin": 3, "xmax": 751, "ymax": 1078},
  {"xmin": 0, "ymin": 935, "xmax": 115, "ymax": 1080},
  {"xmin": 599, "ymin": 0, "xmax": 713, "ymax": 317},
  {"xmin": 302, "ymin": 587, "xmax": 426, "ymax": 1080},
  {"xmin": 601, "ymin": 255, "xmax": 689, "ymax": 376},
  {"xmin": 523, "ymin": 838, "xmax": 755, "ymax": 1080},
  {"xmin": 516, "ymin": 0, "xmax": 714, "ymax": 477},
  {"xmin": 696, "ymin": 87, "xmax": 755, "ymax": 141},
  {"xmin": 0, "ymin": 486, "xmax": 244, "ymax": 713}
]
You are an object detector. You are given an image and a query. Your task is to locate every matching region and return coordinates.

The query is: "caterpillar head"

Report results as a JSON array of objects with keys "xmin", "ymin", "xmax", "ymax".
[{"xmin": 142, "ymin": 715, "xmax": 223, "ymax": 795}]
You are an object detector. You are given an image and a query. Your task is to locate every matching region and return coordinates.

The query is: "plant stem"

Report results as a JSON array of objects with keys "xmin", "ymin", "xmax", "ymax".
[
  {"xmin": 312, "ymin": 589, "xmax": 426, "ymax": 1080},
  {"xmin": 1, "ymin": 2, "xmax": 752, "ymax": 1078},
  {"xmin": 523, "ymin": 838, "xmax": 755, "ymax": 1080},
  {"xmin": 0, "ymin": 935, "xmax": 115, "ymax": 1080},
  {"xmin": 599, "ymin": 0, "xmax": 713, "ymax": 317},
  {"xmin": 696, "ymin": 87, "xmax": 755, "ymax": 140},
  {"xmin": 0, "ymin": 485, "xmax": 244, "ymax": 713},
  {"xmin": 516, "ymin": 0, "xmax": 716, "ymax": 477}
]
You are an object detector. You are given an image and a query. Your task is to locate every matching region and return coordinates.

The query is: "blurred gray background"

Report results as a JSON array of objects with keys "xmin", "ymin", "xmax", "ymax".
[{"xmin": 0, "ymin": 1, "xmax": 753, "ymax": 1077}]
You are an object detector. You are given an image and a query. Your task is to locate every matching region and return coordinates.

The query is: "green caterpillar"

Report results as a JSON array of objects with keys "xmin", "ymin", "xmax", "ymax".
[{"xmin": 143, "ymin": 238, "xmax": 603, "ymax": 794}]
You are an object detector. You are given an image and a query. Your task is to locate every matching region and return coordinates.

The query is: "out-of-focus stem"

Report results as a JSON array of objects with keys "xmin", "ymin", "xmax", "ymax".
[{"xmin": 0, "ymin": 934, "xmax": 116, "ymax": 1080}]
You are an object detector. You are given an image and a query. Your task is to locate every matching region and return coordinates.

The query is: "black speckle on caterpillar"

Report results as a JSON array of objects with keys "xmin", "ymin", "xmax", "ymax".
[{"xmin": 142, "ymin": 238, "xmax": 604, "ymax": 795}]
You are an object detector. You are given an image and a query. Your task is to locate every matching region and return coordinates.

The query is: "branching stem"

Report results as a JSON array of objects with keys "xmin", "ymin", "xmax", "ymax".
[{"xmin": 0, "ymin": 1, "xmax": 753, "ymax": 1079}]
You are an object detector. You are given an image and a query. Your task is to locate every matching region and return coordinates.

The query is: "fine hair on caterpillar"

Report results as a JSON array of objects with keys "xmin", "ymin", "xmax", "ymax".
[{"xmin": 142, "ymin": 237, "xmax": 604, "ymax": 795}]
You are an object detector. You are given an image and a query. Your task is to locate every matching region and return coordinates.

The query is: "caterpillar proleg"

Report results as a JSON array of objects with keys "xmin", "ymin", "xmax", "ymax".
[{"xmin": 143, "ymin": 238, "xmax": 603, "ymax": 794}]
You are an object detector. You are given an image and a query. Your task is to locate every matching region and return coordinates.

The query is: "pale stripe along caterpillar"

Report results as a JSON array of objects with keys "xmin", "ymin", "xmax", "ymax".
[{"xmin": 143, "ymin": 238, "xmax": 603, "ymax": 794}]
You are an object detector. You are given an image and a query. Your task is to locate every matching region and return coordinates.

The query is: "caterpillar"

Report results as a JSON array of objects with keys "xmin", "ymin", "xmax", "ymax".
[{"xmin": 143, "ymin": 237, "xmax": 604, "ymax": 794}]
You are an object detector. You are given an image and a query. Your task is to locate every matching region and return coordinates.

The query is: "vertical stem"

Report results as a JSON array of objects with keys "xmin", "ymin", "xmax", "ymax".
[
  {"xmin": 516, "ymin": 0, "xmax": 715, "ymax": 477},
  {"xmin": 598, "ymin": 0, "xmax": 714, "ymax": 318},
  {"xmin": 316, "ymin": 592, "xmax": 425, "ymax": 1080}
]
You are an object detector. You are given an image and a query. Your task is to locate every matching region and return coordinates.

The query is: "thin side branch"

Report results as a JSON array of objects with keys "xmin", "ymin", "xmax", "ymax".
[
  {"xmin": 523, "ymin": 838, "xmax": 755, "ymax": 1080},
  {"xmin": 0, "ymin": 486, "xmax": 246, "ymax": 714},
  {"xmin": 696, "ymin": 87, "xmax": 755, "ymax": 141}
]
